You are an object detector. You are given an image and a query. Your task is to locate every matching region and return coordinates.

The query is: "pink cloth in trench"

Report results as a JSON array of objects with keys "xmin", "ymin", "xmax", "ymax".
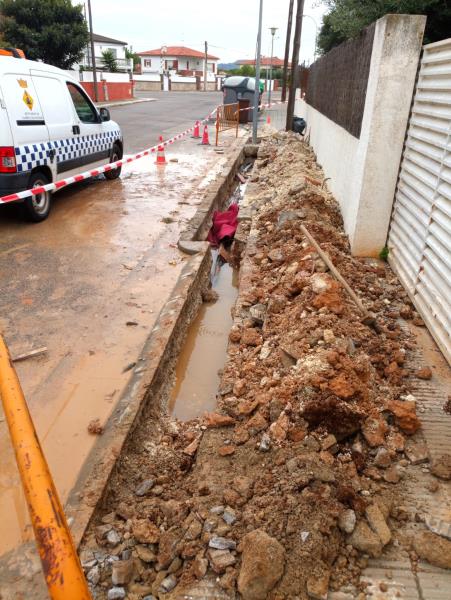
[{"xmin": 207, "ymin": 203, "xmax": 239, "ymax": 247}]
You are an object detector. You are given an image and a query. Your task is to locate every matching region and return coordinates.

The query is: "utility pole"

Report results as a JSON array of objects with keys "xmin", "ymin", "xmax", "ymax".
[
  {"xmin": 286, "ymin": 0, "xmax": 304, "ymax": 131},
  {"xmin": 86, "ymin": 0, "xmax": 98, "ymax": 102},
  {"xmin": 252, "ymin": 0, "xmax": 263, "ymax": 144},
  {"xmin": 204, "ymin": 41, "xmax": 208, "ymax": 92},
  {"xmin": 281, "ymin": 0, "xmax": 294, "ymax": 102}
]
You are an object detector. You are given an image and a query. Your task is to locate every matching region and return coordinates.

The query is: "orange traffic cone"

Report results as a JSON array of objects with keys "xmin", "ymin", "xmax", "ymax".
[
  {"xmin": 156, "ymin": 135, "xmax": 167, "ymax": 165},
  {"xmin": 192, "ymin": 120, "xmax": 201, "ymax": 138},
  {"xmin": 266, "ymin": 114, "xmax": 271, "ymax": 124},
  {"xmin": 201, "ymin": 125, "xmax": 210, "ymax": 145}
]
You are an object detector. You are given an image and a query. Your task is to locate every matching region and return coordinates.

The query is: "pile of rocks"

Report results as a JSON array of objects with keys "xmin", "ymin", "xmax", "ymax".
[{"xmin": 80, "ymin": 132, "xmax": 448, "ymax": 599}]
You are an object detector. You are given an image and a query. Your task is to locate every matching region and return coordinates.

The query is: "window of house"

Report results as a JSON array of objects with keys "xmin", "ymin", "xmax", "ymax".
[
  {"xmin": 107, "ymin": 47, "xmax": 117, "ymax": 57},
  {"xmin": 144, "ymin": 59, "xmax": 152, "ymax": 67}
]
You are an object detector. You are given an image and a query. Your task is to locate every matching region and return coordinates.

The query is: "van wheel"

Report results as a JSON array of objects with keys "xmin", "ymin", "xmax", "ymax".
[
  {"xmin": 104, "ymin": 144, "xmax": 122, "ymax": 180},
  {"xmin": 24, "ymin": 172, "xmax": 51, "ymax": 222}
]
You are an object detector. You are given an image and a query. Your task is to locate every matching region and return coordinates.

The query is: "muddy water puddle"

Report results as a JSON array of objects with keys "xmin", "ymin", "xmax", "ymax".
[{"xmin": 169, "ymin": 252, "xmax": 238, "ymax": 420}]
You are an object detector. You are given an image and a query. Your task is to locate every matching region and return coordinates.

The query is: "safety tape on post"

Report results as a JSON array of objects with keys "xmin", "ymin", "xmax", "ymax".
[{"xmin": 0, "ymin": 109, "xmax": 218, "ymax": 205}]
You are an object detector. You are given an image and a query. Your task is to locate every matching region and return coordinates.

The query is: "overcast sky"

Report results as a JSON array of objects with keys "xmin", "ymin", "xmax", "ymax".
[{"xmin": 81, "ymin": 0, "xmax": 328, "ymax": 64}]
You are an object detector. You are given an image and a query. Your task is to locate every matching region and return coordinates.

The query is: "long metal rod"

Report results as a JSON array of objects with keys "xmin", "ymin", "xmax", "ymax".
[
  {"xmin": 286, "ymin": 0, "xmax": 305, "ymax": 130},
  {"xmin": 268, "ymin": 33, "xmax": 274, "ymax": 107},
  {"xmin": 86, "ymin": 0, "xmax": 98, "ymax": 102},
  {"xmin": 252, "ymin": 0, "xmax": 264, "ymax": 143},
  {"xmin": 204, "ymin": 40, "xmax": 208, "ymax": 92},
  {"xmin": 281, "ymin": 0, "xmax": 294, "ymax": 102},
  {"xmin": 0, "ymin": 334, "xmax": 92, "ymax": 600}
]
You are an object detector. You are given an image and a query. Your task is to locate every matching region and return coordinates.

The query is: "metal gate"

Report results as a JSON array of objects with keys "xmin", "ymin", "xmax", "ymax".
[{"xmin": 388, "ymin": 38, "xmax": 451, "ymax": 365}]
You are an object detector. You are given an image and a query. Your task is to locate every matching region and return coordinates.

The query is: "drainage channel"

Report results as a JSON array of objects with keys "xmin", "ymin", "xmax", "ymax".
[{"xmin": 169, "ymin": 171, "xmax": 250, "ymax": 421}]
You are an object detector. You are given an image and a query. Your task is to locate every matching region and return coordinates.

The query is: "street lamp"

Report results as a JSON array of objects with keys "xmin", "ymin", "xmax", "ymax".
[
  {"xmin": 268, "ymin": 26, "xmax": 277, "ymax": 107},
  {"xmin": 302, "ymin": 14, "xmax": 318, "ymax": 61}
]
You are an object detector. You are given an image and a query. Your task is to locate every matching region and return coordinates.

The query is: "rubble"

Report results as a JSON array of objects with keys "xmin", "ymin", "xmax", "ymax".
[
  {"xmin": 80, "ymin": 132, "xmax": 431, "ymax": 599},
  {"xmin": 413, "ymin": 531, "xmax": 451, "ymax": 569},
  {"xmin": 237, "ymin": 529, "xmax": 285, "ymax": 600}
]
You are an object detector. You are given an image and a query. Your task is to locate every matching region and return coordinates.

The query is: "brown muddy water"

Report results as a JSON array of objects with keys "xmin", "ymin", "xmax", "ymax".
[{"xmin": 169, "ymin": 252, "xmax": 239, "ymax": 420}]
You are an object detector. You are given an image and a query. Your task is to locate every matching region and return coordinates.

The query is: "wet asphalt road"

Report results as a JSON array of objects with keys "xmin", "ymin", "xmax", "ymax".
[
  {"xmin": 0, "ymin": 90, "xmax": 233, "ymax": 557},
  {"xmin": 110, "ymin": 91, "xmax": 222, "ymax": 152}
]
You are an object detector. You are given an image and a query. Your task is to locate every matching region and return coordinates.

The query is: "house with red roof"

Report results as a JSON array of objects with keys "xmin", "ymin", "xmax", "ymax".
[
  {"xmin": 237, "ymin": 56, "xmax": 290, "ymax": 68},
  {"xmin": 137, "ymin": 46, "xmax": 220, "ymax": 76}
]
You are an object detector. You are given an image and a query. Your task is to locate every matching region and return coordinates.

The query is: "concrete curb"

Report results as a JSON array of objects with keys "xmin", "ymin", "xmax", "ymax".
[
  {"xmin": 96, "ymin": 97, "xmax": 156, "ymax": 108},
  {"xmin": 178, "ymin": 139, "xmax": 246, "ymax": 255}
]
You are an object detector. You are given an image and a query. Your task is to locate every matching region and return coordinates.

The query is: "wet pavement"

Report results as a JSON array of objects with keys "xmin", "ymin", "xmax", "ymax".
[{"xmin": 0, "ymin": 120, "xmax": 240, "ymax": 557}]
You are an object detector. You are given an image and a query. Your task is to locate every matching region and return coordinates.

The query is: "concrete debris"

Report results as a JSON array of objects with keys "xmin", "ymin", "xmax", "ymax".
[
  {"xmin": 431, "ymin": 454, "xmax": 451, "ymax": 480},
  {"xmin": 307, "ymin": 570, "xmax": 330, "ymax": 600},
  {"xmin": 338, "ymin": 509, "xmax": 357, "ymax": 534},
  {"xmin": 349, "ymin": 521, "xmax": 383, "ymax": 558},
  {"xmin": 365, "ymin": 504, "xmax": 391, "ymax": 546},
  {"xmin": 158, "ymin": 574, "xmax": 177, "ymax": 593},
  {"xmin": 413, "ymin": 531, "xmax": 451, "ymax": 569},
  {"xmin": 79, "ymin": 131, "xmax": 434, "ymax": 600},
  {"xmin": 107, "ymin": 588, "xmax": 126, "ymax": 600},
  {"xmin": 111, "ymin": 559, "xmax": 134, "ymax": 586},
  {"xmin": 209, "ymin": 536, "xmax": 237, "ymax": 550},
  {"xmin": 424, "ymin": 515, "xmax": 451, "ymax": 541},
  {"xmin": 135, "ymin": 478, "xmax": 155, "ymax": 496},
  {"xmin": 238, "ymin": 529, "xmax": 285, "ymax": 600}
]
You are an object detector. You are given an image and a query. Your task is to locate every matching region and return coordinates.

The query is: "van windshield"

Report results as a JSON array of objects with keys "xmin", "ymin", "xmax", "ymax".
[{"xmin": 67, "ymin": 83, "xmax": 98, "ymax": 124}]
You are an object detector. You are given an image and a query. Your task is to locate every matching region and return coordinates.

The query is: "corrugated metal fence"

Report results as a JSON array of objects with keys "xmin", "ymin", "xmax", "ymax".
[{"xmin": 388, "ymin": 38, "xmax": 451, "ymax": 364}]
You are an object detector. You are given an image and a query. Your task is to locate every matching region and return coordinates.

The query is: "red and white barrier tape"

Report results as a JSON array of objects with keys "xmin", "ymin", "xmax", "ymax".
[
  {"xmin": 0, "ymin": 109, "xmax": 217, "ymax": 205},
  {"xmin": 236, "ymin": 99, "xmax": 287, "ymax": 113}
]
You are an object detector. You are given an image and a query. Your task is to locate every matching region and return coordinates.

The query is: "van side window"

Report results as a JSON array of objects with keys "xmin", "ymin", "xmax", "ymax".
[{"xmin": 66, "ymin": 83, "xmax": 98, "ymax": 124}]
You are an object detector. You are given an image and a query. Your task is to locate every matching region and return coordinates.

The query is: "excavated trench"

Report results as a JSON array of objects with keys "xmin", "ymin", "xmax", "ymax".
[{"xmin": 169, "ymin": 175, "xmax": 250, "ymax": 421}]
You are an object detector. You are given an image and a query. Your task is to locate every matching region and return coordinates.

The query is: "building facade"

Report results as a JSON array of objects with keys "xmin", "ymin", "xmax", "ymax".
[
  {"xmin": 79, "ymin": 33, "xmax": 133, "ymax": 72},
  {"xmin": 138, "ymin": 46, "xmax": 219, "ymax": 76}
]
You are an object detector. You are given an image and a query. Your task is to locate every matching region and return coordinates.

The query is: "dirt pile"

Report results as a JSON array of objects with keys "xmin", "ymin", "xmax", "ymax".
[{"xmin": 80, "ymin": 133, "xmax": 437, "ymax": 599}]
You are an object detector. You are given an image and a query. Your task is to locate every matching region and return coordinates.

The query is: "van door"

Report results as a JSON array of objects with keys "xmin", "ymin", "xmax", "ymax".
[
  {"xmin": 64, "ymin": 81, "xmax": 111, "ymax": 176},
  {"xmin": 31, "ymin": 72, "xmax": 75, "ymax": 180},
  {"xmin": 0, "ymin": 72, "xmax": 51, "ymax": 176}
]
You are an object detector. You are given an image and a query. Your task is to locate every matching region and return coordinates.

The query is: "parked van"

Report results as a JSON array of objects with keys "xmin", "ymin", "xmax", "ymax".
[{"xmin": 0, "ymin": 55, "xmax": 123, "ymax": 221}]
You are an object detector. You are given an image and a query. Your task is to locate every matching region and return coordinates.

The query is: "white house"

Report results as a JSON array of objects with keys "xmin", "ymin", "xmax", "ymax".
[
  {"xmin": 138, "ymin": 46, "xmax": 219, "ymax": 76},
  {"xmin": 79, "ymin": 33, "xmax": 133, "ymax": 72}
]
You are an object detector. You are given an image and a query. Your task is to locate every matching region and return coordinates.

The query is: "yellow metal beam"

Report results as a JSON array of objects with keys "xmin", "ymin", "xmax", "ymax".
[{"xmin": 0, "ymin": 334, "xmax": 92, "ymax": 600}]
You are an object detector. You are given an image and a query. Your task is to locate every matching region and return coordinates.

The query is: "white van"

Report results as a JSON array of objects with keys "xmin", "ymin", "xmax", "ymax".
[{"xmin": 0, "ymin": 55, "xmax": 123, "ymax": 221}]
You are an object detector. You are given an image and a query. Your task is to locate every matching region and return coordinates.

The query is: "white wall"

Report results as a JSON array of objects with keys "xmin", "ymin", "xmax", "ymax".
[
  {"xmin": 171, "ymin": 75, "xmax": 196, "ymax": 83},
  {"xmin": 81, "ymin": 71, "xmax": 130, "ymax": 82},
  {"xmin": 140, "ymin": 55, "xmax": 217, "ymax": 74},
  {"xmin": 134, "ymin": 73, "xmax": 161, "ymax": 82},
  {"xmin": 299, "ymin": 14, "xmax": 426, "ymax": 256},
  {"xmin": 296, "ymin": 99, "xmax": 359, "ymax": 231},
  {"xmin": 141, "ymin": 57, "xmax": 159, "ymax": 72},
  {"xmin": 94, "ymin": 41, "xmax": 126, "ymax": 60}
]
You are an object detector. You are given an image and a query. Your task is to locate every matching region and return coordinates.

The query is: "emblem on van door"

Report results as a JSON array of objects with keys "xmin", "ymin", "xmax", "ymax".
[
  {"xmin": 17, "ymin": 78, "xmax": 28, "ymax": 88},
  {"xmin": 23, "ymin": 90, "xmax": 34, "ymax": 110}
]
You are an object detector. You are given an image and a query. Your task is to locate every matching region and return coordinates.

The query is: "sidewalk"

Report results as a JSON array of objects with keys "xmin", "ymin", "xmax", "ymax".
[{"xmin": 96, "ymin": 97, "xmax": 156, "ymax": 108}]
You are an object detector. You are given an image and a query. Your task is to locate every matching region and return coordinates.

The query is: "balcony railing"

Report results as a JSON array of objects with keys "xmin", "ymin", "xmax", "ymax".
[{"xmin": 80, "ymin": 56, "xmax": 133, "ymax": 72}]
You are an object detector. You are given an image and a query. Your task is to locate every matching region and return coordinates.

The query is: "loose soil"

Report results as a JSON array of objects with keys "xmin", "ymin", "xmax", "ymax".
[{"xmin": 79, "ymin": 132, "xmax": 448, "ymax": 599}]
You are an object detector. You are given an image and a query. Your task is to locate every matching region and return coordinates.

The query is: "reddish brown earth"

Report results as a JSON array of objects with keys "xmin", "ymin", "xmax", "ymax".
[{"xmin": 79, "ymin": 133, "xmax": 444, "ymax": 600}]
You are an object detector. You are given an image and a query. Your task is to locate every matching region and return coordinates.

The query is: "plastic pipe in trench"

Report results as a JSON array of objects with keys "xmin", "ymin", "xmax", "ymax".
[{"xmin": 0, "ymin": 334, "xmax": 92, "ymax": 599}]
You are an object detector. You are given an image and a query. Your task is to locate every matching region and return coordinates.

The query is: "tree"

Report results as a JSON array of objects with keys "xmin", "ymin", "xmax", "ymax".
[
  {"xmin": 316, "ymin": 13, "xmax": 347, "ymax": 54},
  {"xmin": 318, "ymin": 0, "xmax": 451, "ymax": 54},
  {"xmin": 125, "ymin": 47, "xmax": 140, "ymax": 71},
  {"xmin": 0, "ymin": 0, "xmax": 88, "ymax": 69},
  {"xmin": 102, "ymin": 49, "xmax": 118, "ymax": 72}
]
